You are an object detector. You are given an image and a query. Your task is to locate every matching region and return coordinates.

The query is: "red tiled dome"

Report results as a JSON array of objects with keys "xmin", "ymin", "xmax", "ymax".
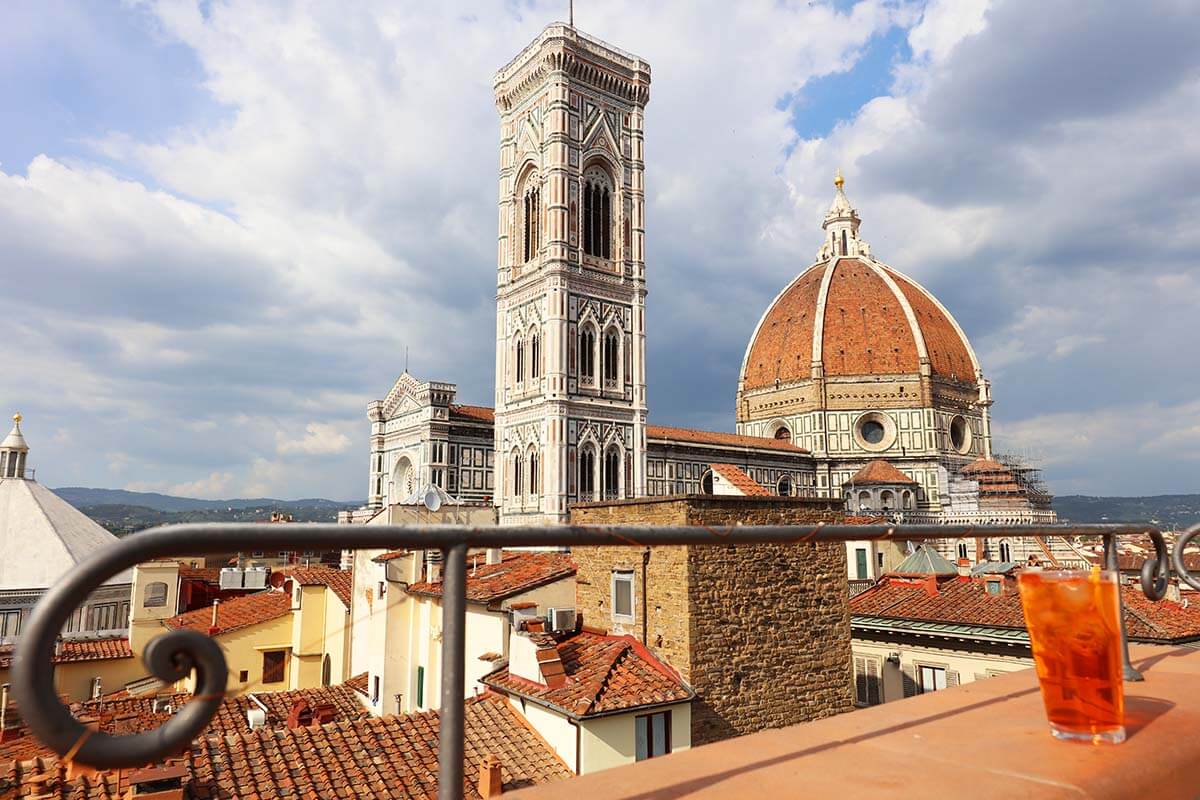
[{"xmin": 740, "ymin": 258, "xmax": 978, "ymax": 390}]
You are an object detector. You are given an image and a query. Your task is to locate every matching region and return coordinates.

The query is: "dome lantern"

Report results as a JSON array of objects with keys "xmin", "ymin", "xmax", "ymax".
[
  {"xmin": 1, "ymin": 412, "xmax": 30, "ymax": 479},
  {"xmin": 819, "ymin": 170, "xmax": 869, "ymax": 260}
]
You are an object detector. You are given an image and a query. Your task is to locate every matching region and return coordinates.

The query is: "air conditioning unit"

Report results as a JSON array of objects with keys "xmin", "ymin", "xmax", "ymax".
[
  {"xmin": 219, "ymin": 568, "xmax": 245, "ymax": 590},
  {"xmin": 243, "ymin": 567, "xmax": 269, "ymax": 590},
  {"xmin": 246, "ymin": 707, "xmax": 267, "ymax": 730},
  {"xmin": 547, "ymin": 607, "xmax": 576, "ymax": 633}
]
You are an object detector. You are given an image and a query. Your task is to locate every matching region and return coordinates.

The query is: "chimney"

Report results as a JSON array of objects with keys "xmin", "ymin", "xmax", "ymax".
[
  {"xmin": 477, "ymin": 755, "xmax": 503, "ymax": 798},
  {"xmin": 1167, "ymin": 580, "xmax": 1182, "ymax": 603},
  {"xmin": 922, "ymin": 575, "xmax": 938, "ymax": 597},
  {"xmin": 208, "ymin": 600, "xmax": 220, "ymax": 636},
  {"xmin": 486, "ymin": 548, "xmax": 503, "ymax": 566},
  {"xmin": 956, "ymin": 558, "xmax": 971, "ymax": 579}
]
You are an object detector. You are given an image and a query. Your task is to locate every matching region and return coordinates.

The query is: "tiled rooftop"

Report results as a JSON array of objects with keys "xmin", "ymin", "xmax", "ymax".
[
  {"xmin": 0, "ymin": 695, "xmax": 571, "ymax": 799},
  {"xmin": 0, "ymin": 684, "xmax": 369, "ymax": 765},
  {"xmin": 449, "ymin": 404, "xmax": 495, "ymax": 423},
  {"xmin": 850, "ymin": 571, "xmax": 1200, "ymax": 644},
  {"xmin": 165, "ymin": 589, "xmax": 292, "ymax": 635},
  {"xmin": 284, "ymin": 566, "xmax": 353, "ymax": 608},
  {"xmin": 407, "ymin": 551, "xmax": 576, "ymax": 606},
  {"xmin": 709, "ymin": 463, "xmax": 770, "ymax": 496},
  {"xmin": 483, "ymin": 630, "xmax": 693, "ymax": 718},
  {"xmin": 0, "ymin": 636, "xmax": 131, "ymax": 670},
  {"xmin": 509, "ymin": 644, "xmax": 1200, "ymax": 799},
  {"xmin": 645, "ymin": 423, "xmax": 807, "ymax": 453},
  {"xmin": 848, "ymin": 458, "xmax": 916, "ymax": 485}
]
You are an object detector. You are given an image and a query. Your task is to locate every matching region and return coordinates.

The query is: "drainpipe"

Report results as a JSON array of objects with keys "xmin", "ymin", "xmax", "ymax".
[{"xmin": 641, "ymin": 548, "xmax": 650, "ymax": 646}]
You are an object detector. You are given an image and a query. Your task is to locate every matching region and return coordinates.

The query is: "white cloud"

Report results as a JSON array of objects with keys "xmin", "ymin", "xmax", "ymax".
[{"xmin": 275, "ymin": 422, "xmax": 352, "ymax": 456}]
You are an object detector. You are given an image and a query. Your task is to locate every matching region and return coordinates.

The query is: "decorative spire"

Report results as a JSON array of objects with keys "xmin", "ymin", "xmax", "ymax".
[
  {"xmin": 819, "ymin": 169, "xmax": 869, "ymax": 261},
  {"xmin": 1, "ymin": 411, "xmax": 29, "ymax": 479}
]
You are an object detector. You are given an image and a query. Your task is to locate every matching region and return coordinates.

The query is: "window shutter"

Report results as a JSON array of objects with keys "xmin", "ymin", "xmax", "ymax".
[
  {"xmin": 867, "ymin": 659, "xmax": 882, "ymax": 705},
  {"xmin": 854, "ymin": 657, "xmax": 867, "ymax": 705},
  {"xmin": 946, "ymin": 670, "xmax": 960, "ymax": 688},
  {"xmin": 901, "ymin": 664, "xmax": 917, "ymax": 698}
]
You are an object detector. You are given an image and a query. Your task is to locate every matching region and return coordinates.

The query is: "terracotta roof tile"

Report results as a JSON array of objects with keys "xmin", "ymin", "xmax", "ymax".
[
  {"xmin": 483, "ymin": 630, "xmax": 693, "ymax": 717},
  {"xmin": 850, "ymin": 571, "xmax": 1200, "ymax": 644},
  {"xmin": 848, "ymin": 459, "xmax": 917, "ymax": 486},
  {"xmin": 408, "ymin": 551, "xmax": 576, "ymax": 606},
  {"xmin": 284, "ymin": 567, "xmax": 353, "ymax": 608},
  {"xmin": 178, "ymin": 564, "xmax": 223, "ymax": 585},
  {"xmin": 709, "ymin": 463, "xmax": 771, "ymax": 496},
  {"xmin": 0, "ymin": 636, "xmax": 131, "ymax": 670},
  {"xmin": 346, "ymin": 672, "xmax": 369, "ymax": 697},
  {"xmin": 646, "ymin": 424, "xmax": 807, "ymax": 453},
  {"xmin": 2, "ymin": 696, "xmax": 564, "ymax": 799},
  {"xmin": 165, "ymin": 590, "xmax": 291, "ymax": 635},
  {"xmin": 885, "ymin": 267, "xmax": 976, "ymax": 382},
  {"xmin": 743, "ymin": 265, "xmax": 825, "ymax": 390},
  {"xmin": 450, "ymin": 404, "xmax": 495, "ymax": 423}
]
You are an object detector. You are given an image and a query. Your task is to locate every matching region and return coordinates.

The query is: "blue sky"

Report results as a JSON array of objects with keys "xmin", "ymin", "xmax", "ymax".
[{"xmin": 1, "ymin": 0, "xmax": 1197, "ymax": 501}]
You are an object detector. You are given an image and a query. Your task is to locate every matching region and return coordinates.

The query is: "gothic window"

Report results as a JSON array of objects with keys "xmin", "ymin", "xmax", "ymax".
[
  {"xmin": 999, "ymin": 540, "xmax": 1012, "ymax": 562},
  {"xmin": 603, "ymin": 447, "xmax": 620, "ymax": 498},
  {"xmin": 528, "ymin": 449, "xmax": 539, "ymax": 496},
  {"xmin": 774, "ymin": 426, "xmax": 791, "ymax": 442},
  {"xmin": 841, "ymin": 230, "xmax": 848, "ymax": 256},
  {"xmin": 523, "ymin": 184, "xmax": 541, "ymax": 262},
  {"xmin": 530, "ymin": 332, "xmax": 540, "ymax": 379},
  {"xmin": 582, "ymin": 167, "xmax": 613, "ymax": 259},
  {"xmin": 579, "ymin": 446, "xmax": 596, "ymax": 499},
  {"xmin": 514, "ymin": 336, "xmax": 524, "ymax": 383},
  {"xmin": 580, "ymin": 325, "xmax": 596, "ymax": 380},
  {"xmin": 957, "ymin": 542, "xmax": 969, "ymax": 560},
  {"xmin": 603, "ymin": 329, "xmax": 620, "ymax": 382},
  {"xmin": 512, "ymin": 451, "xmax": 524, "ymax": 497}
]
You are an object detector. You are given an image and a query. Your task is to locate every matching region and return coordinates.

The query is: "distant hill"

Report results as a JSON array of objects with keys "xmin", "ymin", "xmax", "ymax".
[
  {"xmin": 79, "ymin": 503, "xmax": 357, "ymax": 536},
  {"xmin": 55, "ymin": 487, "xmax": 360, "ymax": 513},
  {"xmin": 1053, "ymin": 494, "xmax": 1200, "ymax": 527}
]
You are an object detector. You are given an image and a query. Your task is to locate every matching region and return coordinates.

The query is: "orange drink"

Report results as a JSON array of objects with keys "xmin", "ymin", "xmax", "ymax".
[{"xmin": 1017, "ymin": 569, "xmax": 1125, "ymax": 744}]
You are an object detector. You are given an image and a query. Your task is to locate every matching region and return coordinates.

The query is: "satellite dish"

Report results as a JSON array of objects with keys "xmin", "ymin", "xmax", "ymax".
[{"xmin": 423, "ymin": 487, "xmax": 443, "ymax": 512}]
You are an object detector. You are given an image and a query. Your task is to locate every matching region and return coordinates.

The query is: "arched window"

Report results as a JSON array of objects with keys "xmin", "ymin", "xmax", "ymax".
[
  {"xmin": 579, "ymin": 446, "xmax": 596, "ymax": 499},
  {"xmin": 143, "ymin": 581, "xmax": 168, "ymax": 609},
  {"xmin": 957, "ymin": 542, "xmax": 968, "ymax": 560},
  {"xmin": 603, "ymin": 447, "xmax": 620, "ymax": 498},
  {"xmin": 523, "ymin": 184, "xmax": 540, "ymax": 263},
  {"xmin": 528, "ymin": 450, "xmax": 539, "ymax": 496},
  {"xmin": 902, "ymin": 491, "xmax": 913, "ymax": 510},
  {"xmin": 580, "ymin": 326, "xmax": 596, "ymax": 380},
  {"xmin": 999, "ymin": 540, "xmax": 1012, "ymax": 562},
  {"xmin": 512, "ymin": 452, "xmax": 524, "ymax": 497},
  {"xmin": 603, "ymin": 329, "xmax": 620, "ymax": 382},
  {"xmin": 322, "ymin": 654, "xmax": 332, "ymax": 687},
  {"xmin": 857, "ymin": 489, "xmax": 871, "ymax": 511},
  {"xmin": 514, "ymin": 337, "xmax": 524, "ymax": 383},
  {"xmin": 701, "ymin": 470, "xmax": 714, "ymax": 494},
  {"xmin": 841, "ymin": 229, "xmax": 848, "ymax": 256},
  {"xmin": 530, "ymin": 333, "xmax": 540, "ymax": 379},
  {"xmin": 582, "ymin": 167, "xmax": 612, "ymax": 259},
  {"xmin": 777, "ymin": 476, "xmax": 793, "ymax": 497},
  {"xmin": 774, "ymin": 426, "xmax": 791, "ymax": 442},
  {"xmin": 880, "ymin": 490, "xmax": 895, "ymax": 511}
]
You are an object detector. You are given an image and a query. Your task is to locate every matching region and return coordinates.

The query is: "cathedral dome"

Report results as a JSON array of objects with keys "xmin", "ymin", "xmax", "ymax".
[{"xmin": 740, "ymin": 176, "xmax": 979, "ymax": 391}]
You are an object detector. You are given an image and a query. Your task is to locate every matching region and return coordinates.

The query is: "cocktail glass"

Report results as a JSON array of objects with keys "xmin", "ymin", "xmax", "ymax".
[{"xmin": 1017, "ymin": 568, "xmax": 1125, "ymax": 744}]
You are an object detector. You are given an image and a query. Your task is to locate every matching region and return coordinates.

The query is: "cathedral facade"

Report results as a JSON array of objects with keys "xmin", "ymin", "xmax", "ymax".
[{"xmin": 352, "ymin": 22, "xmax": 1056, "ymax": 550}]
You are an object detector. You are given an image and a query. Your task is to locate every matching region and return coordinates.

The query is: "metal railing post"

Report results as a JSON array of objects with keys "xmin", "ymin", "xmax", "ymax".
[
  {"xmin": 438, "ymin": 543, "xmax": 468, "ymax": 800},
  {"xmin": 1105, "ymin": 533, "xmax": 1144, "ymax": 681}
]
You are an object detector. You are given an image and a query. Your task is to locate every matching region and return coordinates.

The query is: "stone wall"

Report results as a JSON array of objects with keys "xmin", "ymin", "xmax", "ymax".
[{"xmin": 570, "ymin": 495, "xmax": 855, "ymax": 746}]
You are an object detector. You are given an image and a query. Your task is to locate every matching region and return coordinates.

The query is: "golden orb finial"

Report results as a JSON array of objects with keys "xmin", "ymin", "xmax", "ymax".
[
  {"xmin": 12, "ymin": 412, "xmax": 21, "ymax": 425},
  {"xmin": 834, "ymin": 168, "xmax": 844, "ymax": 189}
]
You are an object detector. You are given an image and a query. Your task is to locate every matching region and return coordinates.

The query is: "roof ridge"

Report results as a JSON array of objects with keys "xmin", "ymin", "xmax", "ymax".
[{"xmin": 583, "ymin": 639, "xmax": 635, "ymax": 715}]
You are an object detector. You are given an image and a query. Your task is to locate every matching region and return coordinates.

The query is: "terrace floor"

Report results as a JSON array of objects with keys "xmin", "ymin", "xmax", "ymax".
[{"xmin": 512, "ymin": 643, "xmax": 1200, "ymax": 799}]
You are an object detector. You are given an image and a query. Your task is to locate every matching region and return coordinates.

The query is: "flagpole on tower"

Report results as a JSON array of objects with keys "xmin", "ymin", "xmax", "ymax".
[{"xmin": 569, "ymin": 0, "xmax": 574, "ymax": 28}]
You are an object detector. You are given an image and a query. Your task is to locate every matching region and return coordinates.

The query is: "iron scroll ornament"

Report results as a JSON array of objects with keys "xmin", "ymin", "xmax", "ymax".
[{"xmin": 11, "ymin": 521, "xmax": 1174, "ymax": 773}]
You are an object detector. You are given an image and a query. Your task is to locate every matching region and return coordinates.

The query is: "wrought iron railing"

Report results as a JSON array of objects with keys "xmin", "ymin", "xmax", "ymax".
[{"xmin": 10, "ymin": 521, "xmax": 1187, "ymax": 800}]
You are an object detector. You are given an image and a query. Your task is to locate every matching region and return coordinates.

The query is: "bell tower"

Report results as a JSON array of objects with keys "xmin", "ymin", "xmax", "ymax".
[{"xmin": 493, "ymin": 24, "xmax": 651, "ymax": 523}]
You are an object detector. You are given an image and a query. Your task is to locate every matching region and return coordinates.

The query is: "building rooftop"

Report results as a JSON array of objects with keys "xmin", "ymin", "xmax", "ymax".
[
  {"xmin": 483, "ymin": 629, "xmax": 693, "ymax": 718},
  {"xmin": 0, "ymin": 635, "xmax": 131, "ymax": 670},
  {"xmin": 646, "ymin": 424, "xmax": 808, "ymax": 453},
  {"xmin": 850, "ymin": 570, "xmax": 1200, "ymax": 644},
  {"xmin": 165, "ymin": 590, "xmax": 292, "ymax": 635},
  {"xmin": 1, "ymin": 695, "xmax": 571, "ymax": 799},
  {"xmin": 848, "ymin": 459, "xmax": 917, "ymax": 486},
  {"xmin": 407, "ymin": 551, "xmax": 576, "ymax": 607},
  {"xmin": 281, "ymin": 566, "xmax": 353, "ymax": 608},
  {"xmin": 508, "ymin": 644, "xmax": 1200, "ymax": 799},
  {"xmin": 891, "ymin": 543, "xmax": 958, "ymax": 576},
  {"xmin": 450, "ymin": 404, "xmax": 496, "ymax": 424},
  {"xmin": 709, "ymin": 463, "xmax": 770, "ymax": 496}
]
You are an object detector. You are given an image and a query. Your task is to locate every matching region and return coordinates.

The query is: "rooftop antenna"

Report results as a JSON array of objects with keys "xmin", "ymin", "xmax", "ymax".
[
  {"xmin": 569, "ymin": 0, "xmax": 574, "ymax": 27},
  {"xmin": 405, "ymin": 346, "xmax": 409, "ymax": 373}
]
